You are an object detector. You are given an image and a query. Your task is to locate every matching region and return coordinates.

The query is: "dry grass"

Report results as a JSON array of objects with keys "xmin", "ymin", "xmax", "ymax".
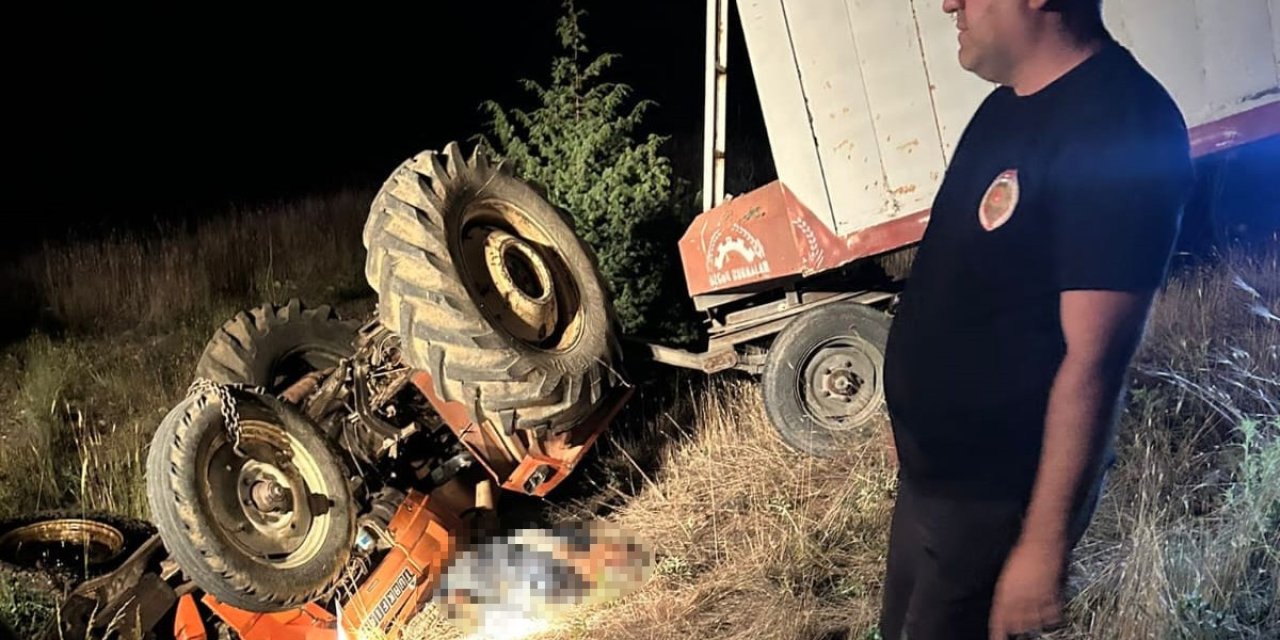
[
  {"xmin": 531, "ymin": 378, "xmax": 898, "ymax": 640},
  {"xmin": 0, "ymin": 185, "xmax": 1277, "ymax": 640},
  {"xmin": 0, "ymin": 186, "xmax": 378, "ymax": 521},
  {"xmin": 1054, "ymin": 247, "xmax": 1280, "ymax": 640},
  {"xmin": 0, "ymin": 188, "xmax": 381, "ymax": 635},
  {"xmin": 489, "ymin": 247, "xmax": 1280, "ymax": 640},
  {"xmin": 2, "ymin": 187, "xmax": 374, "ymax": 336}
]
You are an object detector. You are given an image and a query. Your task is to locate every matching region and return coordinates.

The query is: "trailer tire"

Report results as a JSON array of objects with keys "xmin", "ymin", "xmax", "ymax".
[
  {"xmin": 761, "ymin": 302, "xmax": 890, "ymax": 457},
  {"xmin": 194, "ymin": 298, "xmax": 359, "ymax": 393},
  {"xmin": 145, "ymin": 387, "xmax": 355, "ymax": 612},
  {"xmin": 362, "ymin": 141, "xmax": 623, "ymax": 435}
]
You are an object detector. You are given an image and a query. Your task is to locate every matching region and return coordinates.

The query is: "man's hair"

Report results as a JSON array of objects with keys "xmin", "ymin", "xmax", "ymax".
[{"xmin": 1043, "ymin": 0, "xmax": 1108, "ymax": 44}]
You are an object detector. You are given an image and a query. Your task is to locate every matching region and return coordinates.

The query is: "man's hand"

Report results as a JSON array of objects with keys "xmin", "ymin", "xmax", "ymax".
[
  {"xmin": 989, "ymin": 289, "xmax": 1153, "ymax": 639},
  {"xmin": 989, "ymin": 537, "xmax": 1068, "ymax": 639}
]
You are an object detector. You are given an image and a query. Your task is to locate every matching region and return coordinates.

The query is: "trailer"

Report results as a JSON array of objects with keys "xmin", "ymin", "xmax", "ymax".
[{"xmin": 653, "ymin": 0, "xmax": 1280, "ymax": 456}]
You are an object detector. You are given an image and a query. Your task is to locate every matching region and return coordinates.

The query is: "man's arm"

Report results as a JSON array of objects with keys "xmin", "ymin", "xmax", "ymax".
[
  {"xmin": 1023, "ymin": 288, "xmax": 1151, "ymax": 544},
  {"xmin": 989, "ymin": 288, "xmax": 1154, "ymax": 638}
]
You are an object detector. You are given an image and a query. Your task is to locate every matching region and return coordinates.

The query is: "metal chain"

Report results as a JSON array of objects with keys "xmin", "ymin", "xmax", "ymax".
[{"xmin": 187, "ymin": 378, "xmax": 269, "ymax": 457}]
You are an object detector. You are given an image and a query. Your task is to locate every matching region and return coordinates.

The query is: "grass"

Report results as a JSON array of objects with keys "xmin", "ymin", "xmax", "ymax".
[
  {"xmin": 0, "ymin": 186, "xmax": 1277, "ymax": 639},
  {"xmin": 1, "ymin": 186, "xmax": 375, "ymax": 338},
  {"xmin": 515, "ymin": 246, "xmax": 1280, "ymax": 640}
]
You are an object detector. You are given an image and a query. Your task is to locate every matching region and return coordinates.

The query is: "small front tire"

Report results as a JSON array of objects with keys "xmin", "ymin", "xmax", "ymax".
[{"xmin": 145, "ymin": 387, "xmax": 355, "ymax": 612}]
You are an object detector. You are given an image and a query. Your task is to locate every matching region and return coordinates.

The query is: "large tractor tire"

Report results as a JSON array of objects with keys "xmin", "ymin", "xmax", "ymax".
[
  {"xmin": 194, "ymin": 298, "xmax": 359, "ymax": 393},
  {"xmin": 145, "ymin": 386, "xmax": 355, "ymax": 612},
  {"xmin": 761, "ymin": 302, "xmax": 891, "ymax": 457},
  {"xmin": 362, "ymin": 141, "xmax": 623, "ymax": 435}
]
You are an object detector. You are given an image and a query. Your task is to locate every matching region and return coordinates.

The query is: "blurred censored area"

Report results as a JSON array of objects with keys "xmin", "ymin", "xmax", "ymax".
[{"xmin": 435, "ymin": 521, "xmax": 654, "ymax": 635}]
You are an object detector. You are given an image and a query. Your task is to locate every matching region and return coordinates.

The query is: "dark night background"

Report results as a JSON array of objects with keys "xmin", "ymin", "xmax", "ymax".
[
  {"xmin": 3, "ymin": 1, "xmax": 1277, "ymax": 260},
  {"xmin": 3, "ymin": 2, "xmax": 768, "ymax": 257}
]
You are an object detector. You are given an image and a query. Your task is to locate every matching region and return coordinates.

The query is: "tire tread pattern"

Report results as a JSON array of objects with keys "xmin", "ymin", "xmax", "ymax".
[{"xmin": 362, "ymin": 142, "xmax": 623, "ymax": 434}]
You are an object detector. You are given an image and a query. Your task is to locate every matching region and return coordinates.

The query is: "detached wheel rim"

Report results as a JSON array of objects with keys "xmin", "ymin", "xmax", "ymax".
[
  {"xmin": 457, "ymin": 199, "xmax": 586, "ymax": 353},
  {"xmin": 0, "ymin": 519, "xmax": 126, "ymax": 571},
  {"xmin": 797, "ymin": 336, "xmax": 880, "ymax": 432},
  {"xmin": 200, "ymin": 421, "xmax": 333, "ymax": 570}
]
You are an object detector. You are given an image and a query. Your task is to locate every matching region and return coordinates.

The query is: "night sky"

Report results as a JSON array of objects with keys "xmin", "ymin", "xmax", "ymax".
[
  {"xmin": 4, "ymin": 1, "xmax": 743, "ymax": 255},
  {"xmin": 5, "ymin": 2, "xmax": 1276, "ymax": 259}
]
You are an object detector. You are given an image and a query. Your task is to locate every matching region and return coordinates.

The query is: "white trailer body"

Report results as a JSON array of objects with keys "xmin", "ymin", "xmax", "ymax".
[{"xmin": 680, "ymin": 0, "xmax": 1280, "ymax": 299}]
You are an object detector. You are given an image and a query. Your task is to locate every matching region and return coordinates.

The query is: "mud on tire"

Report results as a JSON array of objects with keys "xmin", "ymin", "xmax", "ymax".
[
  {"xmin": 194, "ymin": 298, "xmax": 359, "ymax": 393},
  {"xmin": 362, "ymin": 141, "xmax": 624, "ymax": 435},
  {"xmin": 145, "ymin": 388, "xmax": 355, "ymax": 612}
]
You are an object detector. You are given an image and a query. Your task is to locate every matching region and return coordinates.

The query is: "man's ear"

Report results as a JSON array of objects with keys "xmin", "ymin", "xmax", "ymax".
[{"xmin": 1028, "ymin": 0, "xmax": 1052, "ymax": 10}]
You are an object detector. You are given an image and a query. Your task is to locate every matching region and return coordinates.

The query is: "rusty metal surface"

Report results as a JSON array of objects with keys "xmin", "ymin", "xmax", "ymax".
[
  {"xmin": 409, "ymin": 370, "xmax": 631, "ymax": 498},
  {"xmin": 645, "ymin": 343, "xmax": 739, "ymax": 373},
  {"xmin": 718, "ymin": 289, "xmax": 860, "ymax": 330},
  {"xmin": 1188, "ymin": 100, "xmax": 1280, "ymax": 157},
  {"xmin": 0, "ymin": 518, "xmax": 126, "ymax": 569},
  {"xmin": 680, "ymin": 180, "xmax": 928, "ymax": 297},
  {"xmin": 707, "ymin": 290, "xmax": 894, "ymax": 354}
]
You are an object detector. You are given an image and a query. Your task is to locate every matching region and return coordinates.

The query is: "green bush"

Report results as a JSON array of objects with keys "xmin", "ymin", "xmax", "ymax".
[{"xmin": 478, "ymin": 0, "xmax": 698, "ymax": 342}]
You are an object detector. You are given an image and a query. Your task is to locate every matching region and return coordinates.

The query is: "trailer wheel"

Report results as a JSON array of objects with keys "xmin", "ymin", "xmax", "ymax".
[
  {"xmin": 362, "ymin": 141, "xmax": 623, "ymax": 435},
  {"xmin": 145, "ymin": 387, "xmax": 355, "ymax": 612},
  {"xmin": 194, "ymin": 298, "xmax": 359, "ymax": 393},
  {"xmin": 761, "ymin": 302, "xmax": 890, "ymax": 457}
]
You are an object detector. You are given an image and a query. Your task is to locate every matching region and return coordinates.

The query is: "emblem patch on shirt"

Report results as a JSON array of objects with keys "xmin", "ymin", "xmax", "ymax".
[{"xmin": 979, "ymin": 169, "xmax": 1020, "ymax": 231}]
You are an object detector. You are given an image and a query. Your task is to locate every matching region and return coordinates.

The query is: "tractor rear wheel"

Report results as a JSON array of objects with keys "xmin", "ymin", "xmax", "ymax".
[
  {"xmin": 362, "ymin": 141, "xmax": 623, "ymax": 435},
  {"xmin": 761, "ymin": 302, "xmax": 891, "ymax": 457}
]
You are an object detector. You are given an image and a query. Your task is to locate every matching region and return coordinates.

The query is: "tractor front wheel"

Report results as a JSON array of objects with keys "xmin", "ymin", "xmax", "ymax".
[{"xmin": 145, "ymin": 387, "xmax": 355, "ymax": 612}]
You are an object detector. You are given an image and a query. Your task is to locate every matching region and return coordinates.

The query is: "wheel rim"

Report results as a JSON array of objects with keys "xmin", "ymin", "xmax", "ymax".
[
  {"xmin": 456, "ymin": 198, "xmax": 586, "ymax": 353},
  {"xmin": 199, "ymin": 420, "xmax": 334, "ymax": 570},
  {"xmin": 795, "ymin": 336, "xmax": 881, "ymax": 432},
  {"xmin": 0, "ymin": 519, "xmax": 126, "ymax": 572}
]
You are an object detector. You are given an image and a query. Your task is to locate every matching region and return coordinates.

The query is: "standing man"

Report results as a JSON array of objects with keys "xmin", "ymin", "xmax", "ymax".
[{"xmin": 879, "ymin": 1, "xmax": 1194, "ymax": 639}]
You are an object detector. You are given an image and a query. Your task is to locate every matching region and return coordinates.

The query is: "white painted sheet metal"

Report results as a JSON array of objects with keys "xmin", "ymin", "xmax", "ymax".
[
  {"xmin": 783, "ymin": 0, "xmax": 885, "ymax": 234},
  {"xmin": 909, "ymin": 0, "xmax": 996, "ymax": 165},
  {"xmin": 735, "ymin": 0, "xmax": 1280, "ymax": 239},
  {"xmin": 842, "ymin": 0, "xmax": 952, "ymax": 232},
  {"xmin": 1273, "ymin": 0, "xmax": 1280, "ymax": 78},
  {"xmin": 735, "ymin": 0, "xmax": 834, "ymax": 227}
]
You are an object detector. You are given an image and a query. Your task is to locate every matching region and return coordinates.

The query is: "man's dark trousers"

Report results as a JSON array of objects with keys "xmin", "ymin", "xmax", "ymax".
[{"xmin": 877, "ymin": 466, "xmax": 1107, "ymax": 640}]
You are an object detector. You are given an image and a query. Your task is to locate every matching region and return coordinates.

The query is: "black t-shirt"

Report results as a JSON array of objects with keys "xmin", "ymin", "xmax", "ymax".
[{"xmin": 882, "ymin": 39, "xmax": 1195, "ymax": 500}]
